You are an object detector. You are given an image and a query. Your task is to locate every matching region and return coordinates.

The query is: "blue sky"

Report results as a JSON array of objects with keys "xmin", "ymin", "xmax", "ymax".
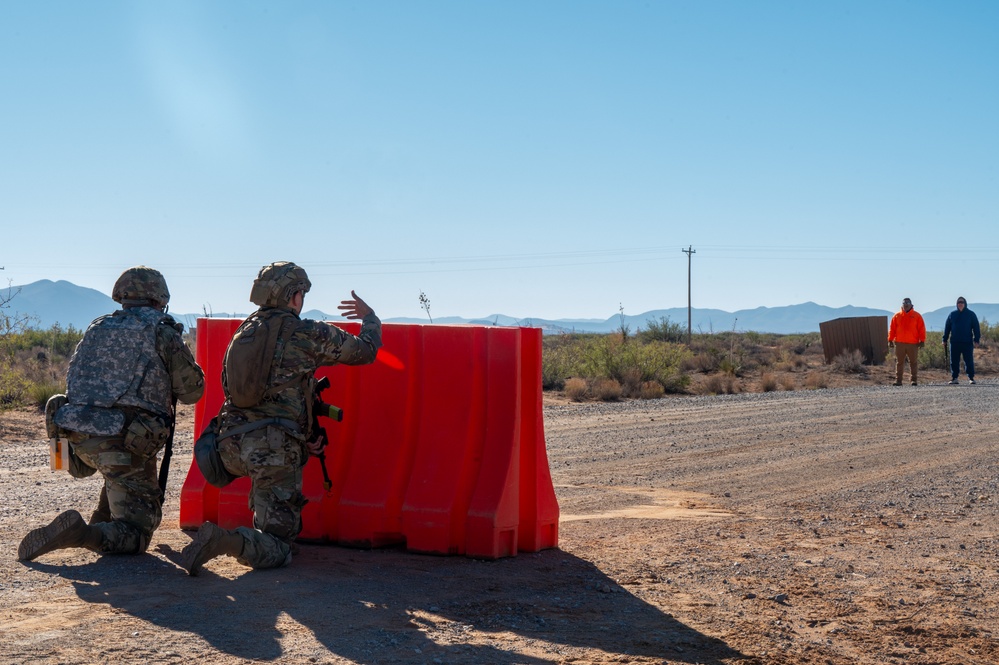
[{"xmin": 1, "ymin": 1, "xmax": 996, "ymax": 321}]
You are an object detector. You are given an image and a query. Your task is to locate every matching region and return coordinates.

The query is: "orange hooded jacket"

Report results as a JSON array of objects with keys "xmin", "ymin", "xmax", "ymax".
[{"xmin": 889, "ymin": 308, "xmax": 926, "ymax": 345}]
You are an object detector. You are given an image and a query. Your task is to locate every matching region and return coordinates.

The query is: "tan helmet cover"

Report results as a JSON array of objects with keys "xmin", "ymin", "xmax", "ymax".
[
  {"xmin": 249, "ymin": 261, "xmax": 312, "ymax": 307},
  {"xmin": 112, "ymin": 266, "xmax": 170, "ymax": 307}
]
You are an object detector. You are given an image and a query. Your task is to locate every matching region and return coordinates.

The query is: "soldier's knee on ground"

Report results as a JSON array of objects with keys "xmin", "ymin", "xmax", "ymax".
[{"xmin": 259, "ymin": 487, "xmax": 307, "ymax": 541}]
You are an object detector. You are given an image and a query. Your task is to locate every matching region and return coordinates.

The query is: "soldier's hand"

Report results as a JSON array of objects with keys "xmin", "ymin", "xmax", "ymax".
[
  {"xmin": 918, "ymin": 341, "xmax": 924, "ymax": 349},
  {"xmin": 307, "ymin": 435, "xmax": 327, "ymax": 456},
  {"xmin": 888, "ymin": 341, "xmax": 894, "ymax": 349},
  {"xmin": 338, "ymin": 290, "xmax": 373, "ymax": 320}
]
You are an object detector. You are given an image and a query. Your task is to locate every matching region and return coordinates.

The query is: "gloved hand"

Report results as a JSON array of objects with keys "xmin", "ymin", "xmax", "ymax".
[
  {"xmin": 918, "ymin": 341, "xmax": 924, "ymax": 349},
  {"xmin": 888, "ymin": 341, "xmax": 894, "ymax": 349}
]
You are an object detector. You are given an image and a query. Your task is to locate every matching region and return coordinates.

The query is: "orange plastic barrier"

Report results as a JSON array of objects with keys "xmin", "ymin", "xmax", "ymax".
[{"xmin": 180, "ymin": 319, "xmax": 559, "ymax": 558}]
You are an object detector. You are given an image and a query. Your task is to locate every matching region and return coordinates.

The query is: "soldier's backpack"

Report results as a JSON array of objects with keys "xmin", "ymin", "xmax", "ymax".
[{"xmin": 223, "ymin": 310, "xmax": 301, "ymax": 408}]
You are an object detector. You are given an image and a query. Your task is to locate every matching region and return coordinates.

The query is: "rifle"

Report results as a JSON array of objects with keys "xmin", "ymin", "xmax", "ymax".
[
  {"xmin": 310, "ymin": 376, "xmax": 343, "ymax": 493},
  {"xmin": 942, "ymin": 335, "xmax": 950, "ymax": 380},
  {"xmin": 157, "ymin": 397, "xmax": 179, "ymax": 506}
]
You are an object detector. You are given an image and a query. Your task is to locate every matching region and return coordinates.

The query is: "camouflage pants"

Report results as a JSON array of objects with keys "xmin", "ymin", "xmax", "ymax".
[
  {"xmin": 71, "ymin": 435, "xmax": 163, "ymax": 554},
  {"xmin": 219, "ymin": 426, "xmax": 306, "ymax": 569}
]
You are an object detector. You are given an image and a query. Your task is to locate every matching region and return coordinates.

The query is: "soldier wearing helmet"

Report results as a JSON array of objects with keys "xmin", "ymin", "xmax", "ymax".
[
  {"xmin": 181, "ymin": 261, "xmax": 381, "ymax": 574},
  {"xmin": 19, "ymin": 267, "xmax": 205, "ymax": 562}
]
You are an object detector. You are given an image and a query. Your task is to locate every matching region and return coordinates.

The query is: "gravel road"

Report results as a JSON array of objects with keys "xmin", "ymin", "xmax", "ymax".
[{"xmin": 2, "ymin": 381, "xmax": 997, "ymax": 664}]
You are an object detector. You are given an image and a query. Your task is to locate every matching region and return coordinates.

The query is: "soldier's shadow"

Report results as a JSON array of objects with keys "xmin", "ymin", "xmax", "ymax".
[{"xmin": 47, "ymin": 542, "xmax": 749, "ymax": 665}]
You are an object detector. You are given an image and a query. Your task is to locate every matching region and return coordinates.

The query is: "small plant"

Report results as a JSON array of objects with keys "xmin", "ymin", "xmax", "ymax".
[
  {"xmin": 638, "ymin": 380, "xmax": 665, "ymax": 399},
  {"xmin": 805, "ymin": 372, "xmax": 829, "ymax": 389},
  {"xmin": 29, "ymin": 380, "xmax": 64, "ymax": 409},
  {"xmin": 564, "ymin": 377, "xmax": 588, "ymax": 401},
  {"xmin": 618, "ymin": 303, "xmax": 630, "ymax": 341},
  {"xmin": 780, "ymin": 374, "xmax": 796, "ymax": 391},
  {"xmin": 831, "ymin": 349, "xmax": 867, "ymax": 374},
  {"xmin": 759, "ymin": 373, "xmax": 778, "ymax": 392},
  {"xmin": 592, "ymin": 377, "xmax": 622, "ymax": 401},
  {"xmin": 418, "ymin": 290, "xmax": 433, "ymax": 324}
]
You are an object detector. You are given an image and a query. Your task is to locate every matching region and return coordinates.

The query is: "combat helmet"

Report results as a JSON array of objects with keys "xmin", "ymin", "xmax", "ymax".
[
  {"xmin": 112, "ymin": 266, "xmax": 170, "ymax": 308},
  {"xmin": 249, "ymin": 261, "xmax": 312, "ymax": 307}
]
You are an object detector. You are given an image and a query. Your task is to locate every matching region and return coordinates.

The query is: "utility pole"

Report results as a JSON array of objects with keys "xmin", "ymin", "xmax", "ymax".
[{"xmin": 682, "ymin": 246, "xmax": 695, "ymax": 344}]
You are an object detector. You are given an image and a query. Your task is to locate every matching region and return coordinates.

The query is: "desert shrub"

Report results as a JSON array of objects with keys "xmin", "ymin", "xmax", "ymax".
[
  {"xmin": 638, "ymin": 380, "xmax": 665, "ymax": 399},
  {"xmin": 759, "ymin": 373, "xmax": 778, "ymax": 392},
  {"xmin": 29, "ymin": 381, "xmax": 64, "ymax": 409},
  {"xmin": 701, "ymin": 374, "xmax": 725, "ymax": 395},
  {"xmin": 718, "ymin": 357, "xmax": 740, "ymax": 376},
  {"xmin": 592, "ymin": 377, "xmax": 623, "ymax": 401},
  {"xmin": 780, "ymin": 374, "xmax": 796, "ymax": 391},
  {"xmin": 3, "ymin": 324, "xmax": 83, "ymax": 357},
  {"xmin": 805, "ymin": 372, "xmax": 829, "ymax": 389},
  {"xmin": 779, "ymin": 334, "xmax": 813, "ymax": 356},
  {"xmin": 918, "ymin": 334, "xmax": 949, "ymax": 369},
  {"xmin": 686, "ymin": 348, "xmax": 721, "ymax": 373},
  {"xmin": 638, "ymin": 316, "xmax": 686, "ymax": 344},
  {"xmin": 557, "ymin": 334, "xmax": 690, "ymax": 394},
  {"xmin": 620, "ymin": 367, "xmax": 643, "ymax": 397},
  {"xmin": 564, "ymin": 377, "xmax": 588, "ymax": 401},
  {"xmin": 980, "ymin": 319, "xmax": 999, "ymax": 345},
  {"xmin": 0, "ymin": 364, "xmax": 29, "ymax": 407},
  {"xmin": 700, "ymin": 374, "xmax": 739, "ymax": 395},
  {"xmin": 831, "ymin": 349, "xmax": 867, "ymax": 374},
  {"xmin": 541, "ymin": 334, "xmax": 583, "ymax": 390}
]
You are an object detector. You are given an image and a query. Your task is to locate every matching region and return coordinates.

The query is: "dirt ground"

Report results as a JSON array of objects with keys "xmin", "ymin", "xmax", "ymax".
[{"xmin": 2, "ymin": 365, "xmax": 997, "ymax": 665}]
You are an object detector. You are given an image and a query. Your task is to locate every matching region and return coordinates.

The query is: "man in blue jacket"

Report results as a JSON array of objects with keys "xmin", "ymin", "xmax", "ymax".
[{"xmin": 942, "ymin": 297, "xmax": 981, "ymax": 385}]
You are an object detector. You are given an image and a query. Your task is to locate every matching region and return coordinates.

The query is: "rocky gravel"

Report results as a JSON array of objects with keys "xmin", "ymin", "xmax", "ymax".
[{"xmin": 2, "ymin": 380, "xmax": 998, "ymax": 664}]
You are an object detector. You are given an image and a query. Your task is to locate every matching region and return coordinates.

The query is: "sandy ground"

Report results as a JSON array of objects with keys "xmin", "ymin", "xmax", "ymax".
[{"xmin": 2, "ymin": 378, "xmax": 998, "ymax": 665}]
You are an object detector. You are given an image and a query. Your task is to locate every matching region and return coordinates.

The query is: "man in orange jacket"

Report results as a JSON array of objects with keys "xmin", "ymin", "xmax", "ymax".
[{"xmin": 888, "ymin": 297, "xmax": 926, "ymax": 386}]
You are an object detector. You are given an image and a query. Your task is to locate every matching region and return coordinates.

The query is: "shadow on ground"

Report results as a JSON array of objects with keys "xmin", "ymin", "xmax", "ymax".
[{"xmin": 33, "ymin": 541, "xmax": 752, "ymax": 664}]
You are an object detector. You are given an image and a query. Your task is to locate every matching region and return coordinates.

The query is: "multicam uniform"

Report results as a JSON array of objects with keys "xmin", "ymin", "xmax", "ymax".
[
  {"xmin": 217, "ymin": 307, "xmax": 381, "ymax": 568},
  {"xmin": 56, "ymin": 307, "xmax": 205, "ymax": 553}
]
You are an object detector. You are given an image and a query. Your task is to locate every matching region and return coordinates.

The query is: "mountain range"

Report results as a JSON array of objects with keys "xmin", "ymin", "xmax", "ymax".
[{"xmin": 5, "ymin": 279, "xmax": 998, "ymax": 335}]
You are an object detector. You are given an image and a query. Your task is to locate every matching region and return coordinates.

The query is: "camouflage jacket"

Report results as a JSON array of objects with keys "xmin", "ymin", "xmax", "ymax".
[
  {"xmin": 220, "ymin": 307, "xmax": 382, "ymax": 437},
  {"xmin": 58, "ymin": 308, "xmax": 205, "ymax": 437}
]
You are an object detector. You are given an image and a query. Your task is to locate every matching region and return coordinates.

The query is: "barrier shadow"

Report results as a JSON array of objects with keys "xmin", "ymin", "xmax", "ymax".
[{"xmin": 40, "ymin": 545, "xmax": 751, "ymax": 664}]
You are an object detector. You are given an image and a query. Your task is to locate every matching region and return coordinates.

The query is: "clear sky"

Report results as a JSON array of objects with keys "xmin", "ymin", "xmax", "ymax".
[{"xmin": 2, "ymin": 2, "xmax": 996, "ymax": 321}]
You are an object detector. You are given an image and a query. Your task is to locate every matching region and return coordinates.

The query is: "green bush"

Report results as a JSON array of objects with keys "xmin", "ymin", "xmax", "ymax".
[
  {"xmin": 542, "ymin": 332, "xmax": 691, "ymax": 395},
  {"xmin": 918, "ymin": 333, "xmax": 949, "ymax": 370},
  {"xmin": 1, "ymin": 323, "xmax": 83, "ymax": 357},
  {"xmin": 0, "ymin": 323, "xmax": 81, "ymax": 408},
  {"xmin": 638, "ymin": 316, "xmax": 686, "ymax": 344},
  {"xmin": 980, "ymin": 319, "xmax": 999, "ymax": 345}
]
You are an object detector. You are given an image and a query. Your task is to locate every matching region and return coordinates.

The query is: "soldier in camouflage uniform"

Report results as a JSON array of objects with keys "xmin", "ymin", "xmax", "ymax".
[
  {"xmin": 18, "ymin": 267, "xmax": 205, "ymax": 561},
  {"xmin": 181, "ymin": 261, "xmax": 381, "ymax": 574}
]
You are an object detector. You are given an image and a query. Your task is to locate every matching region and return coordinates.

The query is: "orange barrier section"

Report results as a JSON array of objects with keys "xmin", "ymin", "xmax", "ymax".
[{"xmin": 180, "ymin": 319, "xmax": 559, "ymax": 558}]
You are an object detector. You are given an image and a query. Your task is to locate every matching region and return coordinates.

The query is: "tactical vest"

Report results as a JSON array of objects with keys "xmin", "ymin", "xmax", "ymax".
[{"xmin": 65, "ymin": 307, "xmax": 174, "ymax": 418}]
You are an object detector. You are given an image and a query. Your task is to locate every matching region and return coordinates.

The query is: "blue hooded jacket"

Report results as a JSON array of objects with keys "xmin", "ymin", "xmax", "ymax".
[{"xmin": 943, "ymin": 306, "xmax": 981, "ymax": 345}]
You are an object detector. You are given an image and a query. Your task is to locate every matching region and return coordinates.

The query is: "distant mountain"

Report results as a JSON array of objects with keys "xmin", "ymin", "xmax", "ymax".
[
  {"xmin": 6, "ymin": 280, "xmax": 999, "ymax": 335},
  {"xmin": 2, "ymin": 280, "xmax": 116, "ymax": 330}
]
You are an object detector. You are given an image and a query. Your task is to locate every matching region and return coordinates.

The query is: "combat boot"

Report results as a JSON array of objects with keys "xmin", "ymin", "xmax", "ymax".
[
  {"xmin": 18, "ymin": 510, "xmax": 103, "ymax": 561},
  {"xmin": 180, "ymin": 521, "xmax": 244, "ymax": 576}
]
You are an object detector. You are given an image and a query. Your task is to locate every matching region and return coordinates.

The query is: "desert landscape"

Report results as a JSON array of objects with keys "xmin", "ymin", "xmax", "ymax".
[{"xmin": 2, "ymin": 364, "xmax": 997, "ymax": 665}]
